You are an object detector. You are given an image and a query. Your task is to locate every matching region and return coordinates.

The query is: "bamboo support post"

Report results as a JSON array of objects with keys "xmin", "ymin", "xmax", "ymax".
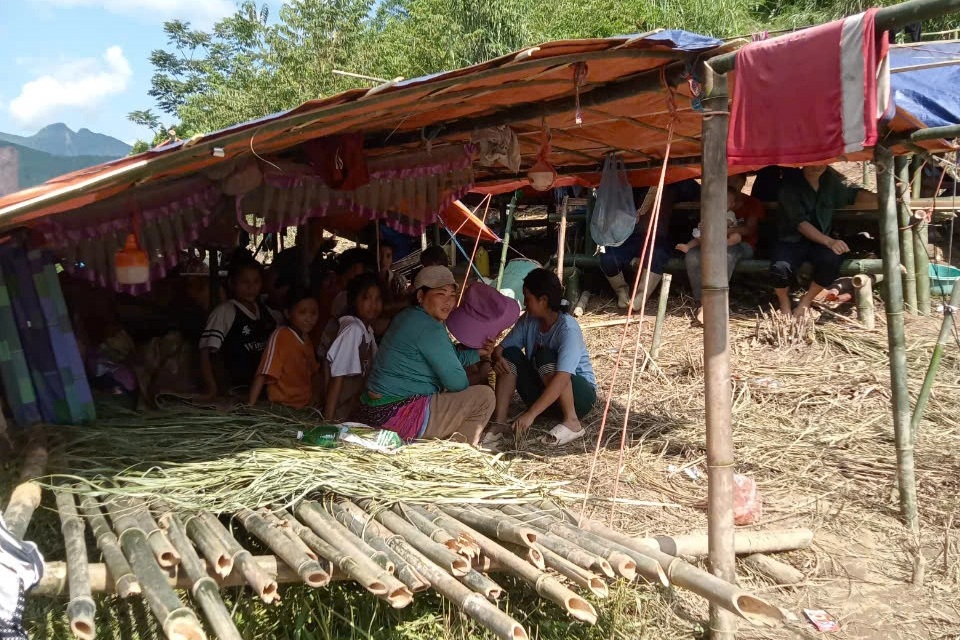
[
  {"xmin": 498, "ymin": 505, "xmax": 615, "ymax": 578},
  {"xmin": 3, "ymin": 426, "xmax": 47, "ymax": 540},
  {"xmin": 912, "ymin": 157, "xmax": 931, "ymax": 315},
  {"xmin": 54, "ymin": 491, "xmax": 96, "ymax": 640},
  {"xmin": 77, "ymin": 496, "xmax": 139, "ymax": 598},
  {"xmin": 356, "ymin": 500, "xmax": 471, "ymax": 577},
  {"xmin": 297, "ymin": 501, "xmax": 401, "ymax": 577},
  {"xmin": 197, "ymin": 512, "xmax": 279, "ymax": 603},
  {"xmin": 700, "ymin": 67, "xmax": 738, "ymax": 639},
  {"xmin": 742, "ymin": 554, "xmax": 804, "ymax": 586},
  {"xmin": 897, "ymin": 156, "xmax": 918, "ymax": 313},
  {"xmin": 495, "ymin": 191, "xmax": 520, "ymax": 290},
  {"xmin": 556, "ymin": 196, "xmax": 568, "ymax": 282},
  {"xmin": 281, "ymin": 511, "xmax": 413, "ymax": 608},
  {"xmin": 108, "ymin": 500, "xmax": 207, "ymax": 640},
  {"xmin": 853, "ymin": 275, "xmax": 876, "ymax": 329},
  {"xmin": 876, "ymin": 143, "xmax": 920, "ymax": 531},
  {"xmin": 425, "ymin": 507, "xmax": 598, "ymax": 624},
  {"xmin": 388, "ymin": 540, "xmax": 528, "ymax": 640},
  {"xmin": 573, "ymin": 291, "xmax": 590, "ymax": 317},
  {"xmin": 441, "ymin": 506, "xmax": 538, "ymax": 548},
  {"xmin": 910, "ymin": 283, "xmax": 960, "ymax": 442},
  {"xmin": 237, "ymin": 508, "xmax": 330, "ymax": 587},
  {"xmin": 650, "ymin": 273, "xmax": 672, "ymax": 360},
  {"xmin": 331, "ymin": 502, "xmax": 430, "ymax": 592},
  {"xmin": 538, "ymin": 546, "xmax": 608, "ymax": 598},
  {"xmin": 183, "ymin": 514, "xmax": 233, "ymax": 578},
  {"xmin": 159, "ymin": 512, "xmax": 243, "ymax": 640}
]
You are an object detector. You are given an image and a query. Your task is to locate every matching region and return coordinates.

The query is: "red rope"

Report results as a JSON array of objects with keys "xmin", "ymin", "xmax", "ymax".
[{"xmin": 458, "ymin": 194, "xmax": 492, "ymax": 303}]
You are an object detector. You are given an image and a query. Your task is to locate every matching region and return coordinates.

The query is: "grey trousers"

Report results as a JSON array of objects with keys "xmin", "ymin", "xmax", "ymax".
[{"xmin": 684, "ymin": 242, "xmax": 753, "ymax": 302}]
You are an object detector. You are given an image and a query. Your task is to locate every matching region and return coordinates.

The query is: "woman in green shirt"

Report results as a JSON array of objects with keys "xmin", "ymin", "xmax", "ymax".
[{"xmin": 352, "ymin": 266, "xmax": 495, "ymax": 444}]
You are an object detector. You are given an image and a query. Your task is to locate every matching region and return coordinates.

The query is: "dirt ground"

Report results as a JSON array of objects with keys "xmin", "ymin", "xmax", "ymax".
[{"xmin": 509, "ymin": 287, "xmax": 960, "ymax": 639}]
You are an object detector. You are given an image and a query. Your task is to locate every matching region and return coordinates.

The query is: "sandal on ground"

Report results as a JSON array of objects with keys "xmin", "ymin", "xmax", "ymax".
[
  {"xmin": 540, "ymin": 424, "xmax": 586, "ymax": 447},
  {"xmin": 480, "ymin": 431, "xmax": 506, "ymax": 447}
]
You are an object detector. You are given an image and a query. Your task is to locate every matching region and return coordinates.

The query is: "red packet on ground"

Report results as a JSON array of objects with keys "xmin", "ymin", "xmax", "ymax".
[{"xmin": 803, "ymin": 609, "xmax": 839, "ymax": 632}]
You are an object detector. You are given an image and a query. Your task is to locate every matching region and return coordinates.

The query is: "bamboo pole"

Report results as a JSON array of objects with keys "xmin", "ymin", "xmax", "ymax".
[
  {"xmin": 331, "ymin": 501, "xmax": 431, "ymax": 592},
  {"xmin": 395, "ymin": 503, "xmax": 461, "ymax": 553},
  {"xmin": 158, "ymin": 512, "xmax": 243, "ymax": 640},
  {"xmin": 77, "ymin": 496, "xmax": 139, "ymax": 598},
  {"xmin": 897, "ymin": 156, "xmax": 918, "ymax": 313},
  {"xmin": 108, "ymin": 500, "xmax": 207, "ymax": 640},
  {"xmin": 440, "ymin": 506, "xmax": 538, "ymax": 548},
  {"xmin": 237, "ymin": 508, "xmax": 330, "ymax": 587},
  {"xmin": 54, "ymin": 491, "xmax": 96, "ymax": 640},
  {"xmin": 497, "ymin": 505, "xmax": 615, "ymax": 578},
  {"xmin": 912, "ymin": 157, "xmax": 931, "ymax": 315},
  {"xmin": 257, "ymin": 509, "xmax": 322, "ymax": 565},
  {"xmin": 853, "ymin": 275, "xmax": 876, "ymax": 330},
  {"xmin": 573, "ymin": 291, "xmax": 590, "ymax": 317},
  {"xmin": 876, "ymin": 143, "xmax": 920, "ymax": 531},
  {"xmin": 388, "ymin": 540, "xmax": 529, "ymax": 640},
  {"xmin": 495, "ymin": 191, "xmax": 520, "ymax": 290},
  {"xmin": 124, "ymin": 499, "xmax": 180, "ymax": 569},
  {"xmin": 297, "ymin": 501, "xmax": 403, "ymax": 577},
  {"xmin": 537, "ymin": 546, "xmax": 609, "ymax": 598},
  {"xmin": 197, "ymin": 512, "xmax": 279, "ymax": 603},
  {"xmin": 183, "ymin": 514, "xmax": 233, "ymax": 579},
  {"xmin": 910, "ymin": 283, "xmax": 960, "ymax": 442},
  {"xmin": 742, "ymin": 554, "xmax": 804, "ymax": 586},
  {"xmin": 699, "ymin": 66, "xmax": 738, "ymax": 640},
  {"xmin": 355, "ymin": 500, "xmax": 471, "ymax": 576},
  {"xmin": 556, "ymin": 196, "xmax": 568, "ymax": 282},
  {"xmin": 650, "ymin": 273, "xmax": 672, "ymax": 360},
  {"xmin": 281, "ymin": 511, "xmax": 413, "ymax": 608},
  {"xmin": 426, "ymin": 507, "xmax": 598, "ymax": 624},
  {"xmin": 3, "ymin": 426, "xmax": 47, "ymax": 539}
]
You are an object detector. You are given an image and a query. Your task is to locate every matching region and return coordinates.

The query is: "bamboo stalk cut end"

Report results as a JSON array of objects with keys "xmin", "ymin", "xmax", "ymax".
[
  {"xmin": 509, "ymin": 625, "xmax": 529, "ymax": 640},
  {"xmin": 450, "ymin": 556, "xmax": 471, "ymax": 576},
  {"xmin": 115, "ymin": 575, "xmax": 141, "ymax": 598},
  {"xmin": 166, "ymin": 618, "xmax": 207, "ymax": 640},
  {"xmin": 734, "ymin": 594, "xmax": 785, "ymax": 627},
  {"xmin": 67, "ymin": 598, "xmax": 96, "ymax": 640},
  {"xmin": 565, "ymin": 596, "xmax": 598, "ymax": 624},
  {"xmin": 588, "ymin": 578, "xmax": 608, "ymax": 598},
  {"xmin": 385, "ymin": 585, "xmax": 414, "ymax": 609}
]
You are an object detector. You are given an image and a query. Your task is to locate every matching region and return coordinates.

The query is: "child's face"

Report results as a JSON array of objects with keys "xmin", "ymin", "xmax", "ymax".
[
  {"xmin": 232, "ymin": 268, "xmax": 262, "ymax": 304},
  {"xmin": 355, "ymin": 286, "xmax": 383, "ymax": 323},
  {"xmin": 287, "ymin": 298, "xmax": 320, "ymax": 335},
  {"xmin": 379, "ymin": 246, "xmax": 393, "ymax": 271}
]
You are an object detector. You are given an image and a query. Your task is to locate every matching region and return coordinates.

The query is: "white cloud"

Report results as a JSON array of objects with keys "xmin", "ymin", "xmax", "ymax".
[
  {"xmin": 8, "ymin": 46, "xmax": 132, "ymax": 127},
  {"xmin": 29, "ymin": 0, "xmax": 237, "ymax": 27}
]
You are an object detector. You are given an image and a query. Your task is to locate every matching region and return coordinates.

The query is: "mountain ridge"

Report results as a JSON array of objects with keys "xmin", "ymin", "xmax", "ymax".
[
  {"xmin": 0, "ymin": 141, "xmax": 116, "ymax": 195},
  {"xmin": 0, "ymin": 123, "xmax": 130, "ymax": 158}
]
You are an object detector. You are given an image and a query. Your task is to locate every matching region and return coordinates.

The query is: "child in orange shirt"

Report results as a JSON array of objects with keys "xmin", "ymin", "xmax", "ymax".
[
  {"xmin": 249, "ymin": 288, "xmax": 320, "ymax": 408},
  {"xmin": 323, "ymin": 273, "xmax": 382, "ymax": 421}
]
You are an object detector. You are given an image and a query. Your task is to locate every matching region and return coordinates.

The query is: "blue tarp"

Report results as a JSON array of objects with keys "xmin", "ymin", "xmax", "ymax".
[{"xmin": 891, "ymin": 43, "xmax": 960, "ymax": 128}]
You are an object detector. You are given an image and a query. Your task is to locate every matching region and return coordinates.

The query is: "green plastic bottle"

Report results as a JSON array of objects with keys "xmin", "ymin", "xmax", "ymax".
[{"xmin": 297, "ymin": 425, "xmax": 343, "ymax": 448}]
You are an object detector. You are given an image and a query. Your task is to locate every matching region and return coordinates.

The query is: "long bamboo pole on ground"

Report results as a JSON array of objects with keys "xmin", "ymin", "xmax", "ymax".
[
  {"xmin": 499, "ymin": 506, "xmax": 615, "ymax": 578},
  {"xmin": 742, "ymin": 554, "xmax": 804, "ymax": 586},
  {"xmin": 440, "ymin": 506, "xmax": 538, "ymax": 548},
  {"xmin": 77, "ymin": 495, "xmax": 139, "ymax": 598},
  {"xmin": 425, "ymin": 507, "xmax": 598, "ymax": 624},
  {"xmin": 495, "ymin": 191, "xmax": 520, "ymax": 290},
  {"xmin": 237, "ymin": 508, "xmax": 330, "ymax": 587},
  {"xmin": 332, "ymin": 501, "xmax": 430, "ymax": 593},
  {"xmin": 876, "ymin": 143, "xmax": 920, "ymax": 532},
  {"xmin": 650, "ymin": 273, "xmax": 673, "ymax": 360},
  {"xmin": 699, "ymin": 66, "xmax": 738, "ymax": 640},
  {"xmin": 3, "ymin": 427, "xmax": 47, "ymax": 539},
  {"xmin": 197, "ymin": 512, "xmax": 279, "ymax": 603},
  {"xmin": 54, "ymin": 491, "xmax": 96, "ymax": 640},
  {"xmin": 107, "ymin": 500, "xmax": 207, "ymax": 640},
  {"xmin": 853, "ymin": 275, "xmax": 877, "ymax": 330},
  {"xmin": 158, "ymin": 512, "xmax": 243, "ymax": 640},
  {"xmin": 910, "ymin": 283, "xmax": 960, "ymax": 442},
  {"xmin": 912, "ymin": 156, "xmax": 931, "ymax": 315},
  {"xmin": 897, "ymin": 156, "xmax": 918, "ymax": 313},
  {"xmin": 183, "ymin": 514, "xmax": 233, "ymax": 579},
  {"xmin": 123, "ymin": 498, "xmax": 180, "ymax": 569},
  {"xmin": 537, "ymin": 546, "xmax": 609, "ymax": 598},
  {"xmin": 298, "ymin": 501, "xmax": 406, "ymax": 578}
]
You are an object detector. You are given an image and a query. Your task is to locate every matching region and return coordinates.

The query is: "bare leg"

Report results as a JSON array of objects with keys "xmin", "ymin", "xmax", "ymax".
[
  {"xmin": 492, "ymin": 371, "xmax": 517, "ymax": 433},
  {"xmin": 774, "ymin": 287, "xmax": 793, "ymax": 317},
  {"xmin": 542, "ymin": 373, "xmax": 581, "ymax": 433},
  {"xmin": 726, "ymin": 232, "xmax": 743, "ymax": 246},
  {"xmin": 793, "ymin": 283, "xmax": 825, "ymax": 319}
]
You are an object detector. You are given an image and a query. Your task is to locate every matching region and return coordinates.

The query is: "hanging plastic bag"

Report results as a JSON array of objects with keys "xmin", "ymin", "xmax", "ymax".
[{"xmin": 590, "ymin": 153, "xmax": 636, "ymax": 247}]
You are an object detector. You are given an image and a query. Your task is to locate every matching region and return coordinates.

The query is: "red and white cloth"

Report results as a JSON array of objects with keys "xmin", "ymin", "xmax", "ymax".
[{"xmin": 728, "ymin": 9, "xmax": 889, "ymax": 166}]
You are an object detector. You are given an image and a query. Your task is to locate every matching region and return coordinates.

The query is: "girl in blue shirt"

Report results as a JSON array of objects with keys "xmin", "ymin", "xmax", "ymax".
[{"xmin": 491, "ymin": 268, "xmax": 596, "ymax": 446}]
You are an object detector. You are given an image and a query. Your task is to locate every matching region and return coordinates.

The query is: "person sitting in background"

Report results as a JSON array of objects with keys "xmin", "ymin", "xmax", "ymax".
[
  {"xmin": 679, "ymin": 174, "xmax": 766, "ymax": 323},
  {"xmin": 353, "ymin": 266, "xmax": 495, "ymax": 445},
  {"xmin": 490, "ymin": 268, "xmax": 597, "ymax": 447},
  {"xmin": 419, "ymin": 245, "xmax": 450, "ymax": 268},
  {"xmin": 378, "ymin": 239, "xmax": 410, "ymax": 300},
  {"xmin": 771, "ymin": 164, "xmax": 875, "ymax": 318},
  {"xmin": 324, "ymin": 273, "xmax": 383, "ymax": 421},
  {"xmin": 249, "ymin": 288, "xmax": 320, "ymax": 408},
  {"xmin": 315, "ymin": 248, "xmax": 377, "ymax": 355},
  {"xmin": 199, "ymin": 256, "xmax": 279, "ymax": 397}
]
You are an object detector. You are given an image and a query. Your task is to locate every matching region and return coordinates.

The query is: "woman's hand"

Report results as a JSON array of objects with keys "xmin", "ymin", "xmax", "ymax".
[
  {"xmin": 493, "ymin": 356, "xmax": 512, "ymax": 376},
  {"xmin": 477, "ymin": 338, "xmax": 497, "ymax": 359},
  {"xmin": 512, "ymin": 412, "xmax": 535, "ymax": 434}
]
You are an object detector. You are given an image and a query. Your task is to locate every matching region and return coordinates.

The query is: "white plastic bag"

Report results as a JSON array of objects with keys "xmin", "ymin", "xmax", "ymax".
[{"xmin": 590, "ymin": 153, "xmax": 636, "ymax": 247}]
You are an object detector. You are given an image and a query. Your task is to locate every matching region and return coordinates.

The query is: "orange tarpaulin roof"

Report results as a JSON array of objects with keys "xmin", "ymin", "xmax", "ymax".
[{"xmin": 440, "ymin": 201, "xmax": 499, "ymax": 242}]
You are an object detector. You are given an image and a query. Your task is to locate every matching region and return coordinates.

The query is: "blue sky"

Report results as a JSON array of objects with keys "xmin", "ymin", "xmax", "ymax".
[{"xmin": 0, "ymin": 1, "xmax": 281, "ymax": 145}]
